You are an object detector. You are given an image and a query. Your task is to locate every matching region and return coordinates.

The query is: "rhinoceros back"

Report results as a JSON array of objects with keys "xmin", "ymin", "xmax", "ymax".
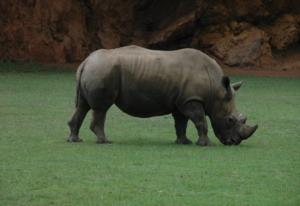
[{"xmin": 80, "ymin": 46, "xmax": 220, "ymax": 117}]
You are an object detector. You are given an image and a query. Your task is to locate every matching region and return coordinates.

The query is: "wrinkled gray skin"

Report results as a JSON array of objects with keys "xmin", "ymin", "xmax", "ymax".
[{"xmin": 67, "ymin": 45, "xmax": 258, "ymax": 146}]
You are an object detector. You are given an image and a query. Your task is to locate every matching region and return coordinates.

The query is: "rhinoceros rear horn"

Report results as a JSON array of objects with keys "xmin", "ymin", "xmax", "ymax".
[
  {"xmin": 239, "ymin": 124, "xmax": 258, "ymax": 140},
  {"xmin": 232, "ymin": 81, "xmax": 243, "ymax": 91}
]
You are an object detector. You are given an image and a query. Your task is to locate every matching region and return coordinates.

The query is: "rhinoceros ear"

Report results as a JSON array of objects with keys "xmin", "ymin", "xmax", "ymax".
[
  {"xmin": 232, "ymin": 81, "xmax": 243, "ymax": 91},
  {"xmin": 222, "ymin": 76, "xmax": 230, "ymax": 90},
  {"xmin": 222, "ymin": 76, "xmax": 232, "ymax": 100}
]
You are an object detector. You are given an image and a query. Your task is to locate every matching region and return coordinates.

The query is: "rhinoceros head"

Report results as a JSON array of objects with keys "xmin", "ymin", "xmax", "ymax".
[{"xmin": 209, "ymin": 77, "xmax": 258, "ymax": 145}]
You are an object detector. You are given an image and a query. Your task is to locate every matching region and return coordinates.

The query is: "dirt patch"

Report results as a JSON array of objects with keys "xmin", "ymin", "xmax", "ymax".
[
  {"xmin": 223, "ymin": 45, "xmax": 300, "ymax": 77},
  {"xmin": 224, "ymin": 68, "xmax": 300, "ymax": 77},
  {"xmin": 45, "ymin": 44, "xmax": 300, "ymax": 78}
]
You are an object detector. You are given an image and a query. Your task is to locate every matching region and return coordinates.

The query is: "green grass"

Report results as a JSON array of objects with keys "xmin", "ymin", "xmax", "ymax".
[{"xmin": 0, "ymin": 64, "xmax": 299, "ymax": 206}]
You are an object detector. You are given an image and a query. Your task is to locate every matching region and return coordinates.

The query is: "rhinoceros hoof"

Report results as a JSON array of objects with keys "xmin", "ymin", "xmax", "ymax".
[
  {"xmin": 67, "ymin": 136, "xmax": 83, "ymax": 143},
  {"xmin": 175, "ymin": 138, "xmax": 192, "ymax": 145},
  {"xmin": 196, "ymin": 138, "xmax": 211, "ymax": 146}
]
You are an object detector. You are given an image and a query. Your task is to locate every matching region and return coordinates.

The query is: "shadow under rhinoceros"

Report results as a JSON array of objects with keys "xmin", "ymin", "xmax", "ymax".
[{"xmin": 103, "ymin": 138, "xmax": 256, "ymax": 148}]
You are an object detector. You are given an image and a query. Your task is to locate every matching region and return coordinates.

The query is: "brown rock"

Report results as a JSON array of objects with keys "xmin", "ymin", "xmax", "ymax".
[
  {"xmin": 197, "ymin": 23, "xmax": 273, "ymax": 67},
  {"xmin": 0, "ymin": 0, "xmax": 299, "ymax": 70},
  {"xmin": 0, "ymin": 0, "xmax": 91, "ymax": 63},
  {"xmin": 265, "ymin": 15, "xmax": 300, "ymax": 50},
  {"xmin": 206, "ymin": 27, "xmax": 272, "ymax": 67},
  {"xmin": 226, "ymin": 0, "xmax": 270, "ymax": 22}
]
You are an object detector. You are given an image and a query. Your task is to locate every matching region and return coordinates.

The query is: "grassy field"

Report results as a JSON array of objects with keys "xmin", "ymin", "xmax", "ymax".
[{"xmin": 0, "ymin": 63, "xmax": 299, "ymax": 205}]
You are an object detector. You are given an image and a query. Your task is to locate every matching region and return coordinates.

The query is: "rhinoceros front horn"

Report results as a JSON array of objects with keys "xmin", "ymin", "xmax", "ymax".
[{"xmin": 239, "ymin": 124, "xmax": 258, "ymax": 140}]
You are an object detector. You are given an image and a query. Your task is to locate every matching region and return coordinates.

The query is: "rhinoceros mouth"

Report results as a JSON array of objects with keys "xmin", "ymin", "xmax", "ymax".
[
  {"xmin": 218, "ymin": 124, "xmax": 258, "ymax": 146},
  {"xmin": 220, "ymin": 136, "xmax": 242, "ymax": 146}
]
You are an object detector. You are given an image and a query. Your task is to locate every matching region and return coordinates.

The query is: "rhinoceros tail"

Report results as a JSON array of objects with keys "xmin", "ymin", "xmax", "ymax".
[{"xmin": 75, "ymin": 61, "xmax": 86, "ymax": 108}]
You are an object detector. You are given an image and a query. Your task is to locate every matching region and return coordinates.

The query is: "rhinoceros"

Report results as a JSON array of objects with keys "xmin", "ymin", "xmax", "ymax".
[{"xmin": 67, "ymin": 45, "xmax": 257, "ymax": 146}]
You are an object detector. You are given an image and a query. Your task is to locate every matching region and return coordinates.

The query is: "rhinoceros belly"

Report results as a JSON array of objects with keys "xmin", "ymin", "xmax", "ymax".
[{"xmin": 115, "ymin": 85, "xmax": 176, "ymax": 117}]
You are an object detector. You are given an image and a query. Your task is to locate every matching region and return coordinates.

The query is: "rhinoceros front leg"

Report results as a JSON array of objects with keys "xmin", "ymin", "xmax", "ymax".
[
  {"xmin": 90, "ymin": 109, "xmax": 112, "ymax": 144},
  {"xmin": 172, "ymin": 111, "xmax": 192, "ymax": 144},
  {"xmin": 180, "ymin": 101, "xmax": 211, "ymax": 146}
]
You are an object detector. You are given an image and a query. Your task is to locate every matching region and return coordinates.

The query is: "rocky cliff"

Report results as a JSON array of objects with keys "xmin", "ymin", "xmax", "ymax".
[{"xmin": 1, "ymin": 0, "xmax": 299, "ymax": 69}]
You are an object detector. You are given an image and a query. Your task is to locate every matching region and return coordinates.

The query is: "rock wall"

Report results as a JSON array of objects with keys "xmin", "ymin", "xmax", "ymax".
[{"xmin": 0, "ymin": 0, "xmax": 299, "ymax": 68}]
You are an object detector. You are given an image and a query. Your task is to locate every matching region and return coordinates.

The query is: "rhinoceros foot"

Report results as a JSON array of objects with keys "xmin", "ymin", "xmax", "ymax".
[
  {"xmin": 67, "ymin": 136, "xmax": 83, "ymax": 143},
  {"xmin": 175, "ymin": 137, "xmax": 192, "ymax": 145},
  {"xmin": 196, "ymin": 137, "xmax": 211, "ymax": 146}
]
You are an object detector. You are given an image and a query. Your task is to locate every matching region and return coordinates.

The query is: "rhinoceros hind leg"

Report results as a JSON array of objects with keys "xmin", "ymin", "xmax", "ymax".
[
  {"xmin": 67, "ymin": 104, "xmax": 90, "ymax": 142},
  {"xmin": 172, "ymin": 111, "xmax": 192, "ymax": 145},
  {"xmin": 90, "ymin": 108, "xmax": 112, "ymax": 144}
]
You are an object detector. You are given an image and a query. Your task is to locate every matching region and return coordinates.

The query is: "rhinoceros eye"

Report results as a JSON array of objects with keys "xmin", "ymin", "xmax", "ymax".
[{"xmin": 226, "ymin": 115, "xmax": 237, "ymax": 127}]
